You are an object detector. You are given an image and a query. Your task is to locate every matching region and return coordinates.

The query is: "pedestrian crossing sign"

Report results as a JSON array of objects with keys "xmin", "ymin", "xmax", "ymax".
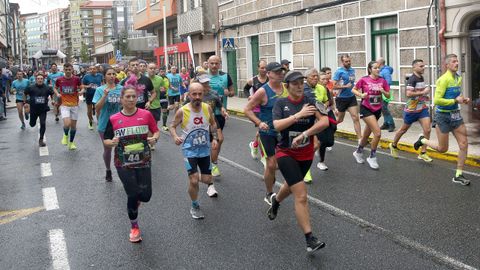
[{"xmin": 222, "ymin": 38, "xmax": 235, "ymax": 51}]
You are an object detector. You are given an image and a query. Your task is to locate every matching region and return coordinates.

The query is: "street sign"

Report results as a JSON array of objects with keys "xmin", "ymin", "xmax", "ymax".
[{"xmin": 222, "ymin": 38, "xmax": 235, "ymax": 51}]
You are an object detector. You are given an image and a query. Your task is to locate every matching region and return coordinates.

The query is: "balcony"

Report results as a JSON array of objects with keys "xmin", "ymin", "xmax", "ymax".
[
  {"xmin": 134, "ymin": 0, "xmax": 176, "ymax": 30},
  {"xmin": 177, "ymin": 7, "xmax": 203, "ymax": 36}
]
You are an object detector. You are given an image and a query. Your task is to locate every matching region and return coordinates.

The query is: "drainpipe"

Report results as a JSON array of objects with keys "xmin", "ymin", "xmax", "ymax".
[
  {"xmin": 438, "ymin": 0, "xmax": 447, "ymax": 73},
  {"xmin": 427, "ymin": 0, "xmax": 435, "ymax": 124}
]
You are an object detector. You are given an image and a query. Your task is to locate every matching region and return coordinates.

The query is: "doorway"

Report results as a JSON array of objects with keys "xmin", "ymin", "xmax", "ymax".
[
  {"xmin": 226, "ymin": 50, "xmax": 237, "ymax": 95},
  {"xmin": 469, "ymin": 17, "xmax": 480, "ymax": 110}
]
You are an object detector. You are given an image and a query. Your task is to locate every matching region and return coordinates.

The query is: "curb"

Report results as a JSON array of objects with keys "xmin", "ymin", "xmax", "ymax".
[{"xmin": 227, "ymin": 108, "xmax": 480, "ymax": 168}]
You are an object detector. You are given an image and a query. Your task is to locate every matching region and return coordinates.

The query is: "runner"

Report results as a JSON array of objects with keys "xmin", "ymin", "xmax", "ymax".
[
  {"xmin": 207, "ymin": 55, "xmax": 235, "ymax": 177},
  {"xmin": 313, "ymin": 71, "xmax": 337, "ymax": 172},
  {"xmin": 320, "ymin": 67, "xmax": 335, "ymax": 152},
  {"xmin": 145, "ymin": 63, "xmax": 162, "ymax": 149},
  {"xmin": 23, "ymin": 73, "xmax": 54, "ymax": 147},
  {"xmin": 333, "ymin": 54, "xmax": 362, "ymax": 140},
  {"xmin": 166, "ymin": 66, "xmax": 183, "ymax": 113},
  {"xmin": 54, "ymin": 63, "xmax": 83, "ymax": 150},
  {"xmin": 244, "ymin": 61, "xmax": 288, "ymax": 205},
  {"xmin": 414, "ymin": 54, "xmax": 471, "ymax": 185},
  {"xmin": 93, "ymin": 67, "xmax": 123, "ymax": 182},
  {"xmin": 244, "ymin": 60, "xmax": 268, "ymax": 160},
  {"xmin": 120, "ymin": 58, "xmax": 154, "ymax": 109},
  {"xmin": 179, "ymin": 66, "xmax": 190, "ymax": 103},
  {"xmin": 169, "ymin": 82, "xmax": 219, "ymax": 219},
  {"xmin": 158, "ymin": 67, "xmax": 170, "ymax": 131},
  {"xmin": 268, "ymin": 70, "xmax": 329, "ymax": 254},
  {"xmin": 47, "ymin": 63, "xmax": 65, "ymax": 122},
  {"xmin": 351, "ymin": 61, "xmax": 390, "ymax": 169},
  {"xmin": 103, "ymin": 85, "xmax": 160, "ymax": 242},
  {"xmin": 12, "ymin": 70, "xmax": 30, "ymax": 129},
  {"xmin": 389, "ymin": 59, "xmax": 432, "ymax": 162},
  {"xmin": 82, "ymin": 65, "xmax": 104, "ymax": 130}
]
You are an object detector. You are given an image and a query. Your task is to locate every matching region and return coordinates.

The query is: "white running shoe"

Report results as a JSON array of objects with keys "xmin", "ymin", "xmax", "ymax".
[
  {"xmin": 366, "ymin": 156, "xmax": 379, "ymax": 170},
  {"xmin": 353, "ymin": 151, "xmax": 365, "ymax": 164},
  {"xmin": 207, "ymin": 184, "xmax": 218, "ymax": 197},
  {"xmin": 249, "ymin": 141, "xmax": 258, "ymax": 160},
  {"xmin": 326, "ymin": 147, "xmax": 333, "ymax": 151},
  {"xmin": 317, "ymin": 162, "xmax": 328, "ymax": 171}
]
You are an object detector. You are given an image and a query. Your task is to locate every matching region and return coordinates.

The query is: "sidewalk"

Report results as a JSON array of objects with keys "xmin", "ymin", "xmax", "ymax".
[{"xmin": 226, "ymin": 97, "xmax": 480, "ymax": 167}]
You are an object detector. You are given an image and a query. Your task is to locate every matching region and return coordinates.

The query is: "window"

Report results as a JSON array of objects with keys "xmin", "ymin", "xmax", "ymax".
[
  {"xmin": 94, "ymin": 28, "xmax": 103, "ymax": 33},
  {"xmin": 371, "ymin": 16, "xmax": 399, "ymax": 84},
  {"xmin": 137, "ymin": 0, "xmax": 146, "ymax": 11},
  {"xmin": 318, "ymin": 25, "xmax": 336, "ymax": 69},
  {"xmin": 94, "ymin": 19, "xmax": 102, "ymax": 24},
  {"xmin": 95, "ymin": 36, "xmax": 103, "ymax": 42},
  {"xmin": 182, "ymin": 0, "xmax": 188, "ymax": 13},
  {"xmin": 93, "ymin": 9, "xmax": 102, "ymax": 15},
  {"xmin": 191, "ymin": 0, "xmax": 200, "ymax": 8},
  {"xmin": 279, "ymin": 31, "xmax": 292, "ymax": 63}
]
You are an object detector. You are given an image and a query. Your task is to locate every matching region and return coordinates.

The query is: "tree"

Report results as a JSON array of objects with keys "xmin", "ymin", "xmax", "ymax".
[
  {"xmin": 80, "ymin": 42, "xmax": 90, "ymax": 63},
  {"xmin": 117, "ymin": 30, "xmax": 129, "ymax": 56}
]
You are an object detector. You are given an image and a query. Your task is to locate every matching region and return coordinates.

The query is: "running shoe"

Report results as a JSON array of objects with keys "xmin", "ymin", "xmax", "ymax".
[
  {"xmin": 68, "ymin": 141, "xmax": 77, "ymax": 150},
  {"xmin": 211, "ymin": 164, "xmax": 221, "ymax": 177},
  {"xmin": 105, "ymin": 170, "xmax": 113, "ymax": 182},
  {"xmin": 207, "ymin": 184, "xmax": 218, "ymax": 197},
  {"xmin": 417, "ymin": 153, "xmax": 433, "ymax": 162},
  {"xmin": 150, "ymin": 144, "xmax": 156, "ymax": 151},
  {"xmin": 452, "ymin": 175, "xmax": 470, "ymax": 186},
  {"xmin": 326, "ymin": 147, "xmax": 333, "ymax": 151},
  {"xmin": 304, "ymin": 169, "xmax": 312, "ymax": 183},
  {"xmin": 306, "ymin": 236, "xmax": 326, "ymax": 254},
  {"xmin": 249, "ymin": 141, "xmax": 258, "ymax": 160},
  {"xmin": 267, "ymin": 194, "xmax": 279, "ymax": 220},
  {"xmin": 88, "ymin": 121, "xmax": 93, "ymax": 130},
  {"xmin": 190, "ymin": 206, "xmax": 205, "ymax": 219},
  {"xmin": 353, "ymin": 151, "xmax": 365, "ymax": 164},
  {"xmin": 414, "ymin": 134, "xmax": 425, "ymax": 151},
  {"xmin": 389, "ymin": 143, "xmax": 399, "ymax": 159},
  {"xmin": 61, "ymin": 134, "xmax": 68, "ymax": 145},
  {"xmin": 25, "ymin": 112, "xmax": 29, "ymax": 120},
  {"xmin": 129, "ymin": 227, "xmax": 142, "ymax": 243},
  {"xmin": 264, "ymin": 192, "xmax": 275, "ymax": 206},
  {"xmin": 162, "ymin": 126, "xmax": 169, "ymax": 131},
  {"xmin": 21, "ymin": 123, "xmax": 26, "ymax": 130},
  {"xmin": 366, "ymin": 156, "xmax": 379, "ymax": 169},
  {"xmin": 39, "ymin": 139, "xmax": 46, "ymax": 147},
  {"xmin": 317, "ymin": 162, "xmax": 328, "ymax": 171}
]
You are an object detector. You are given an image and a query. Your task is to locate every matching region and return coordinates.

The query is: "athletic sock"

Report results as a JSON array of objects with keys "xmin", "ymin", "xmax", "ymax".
[
  {"xmin": 162, "ymin": 112, "xmax": 168, "ymax": 127},
  {"xmin": 305, "ymin": 232, "xmax": 313, "ymax": 241},
  {"xmin": 392, "ymin": 143, "xmax": 398, "ymax": 148},
  {"xmin": 69, "ymin": 129, "xmax": 76, "ymax": 142},
  {"xmin": 420, "ymin": 138, "xmax": 427, "ymax": 144},
  {"xmin": 208, "ymin": 183, "xmax": 213, "ymax": 187},
  {"xmin": 370, "ymin": 149, "xmax": 377, "ymax": 158},
  {"xmin": 456, "ymin": 169, "xmax": 463, "ymax": 177},
  {"xmin": 63, "ymin": 127, "xmax": 69, "ymax": 136},
  {"xmin": 421, "ymin": 151, "xmax": 426, "ymax": 155},
  {"xmin": 192, "ymin": 200, "xmax": 199, "ymax": 208},
  {"xmin": 356, "ymin": 145, "xmax": 364, "ymax": 153},
  {"xmin": 130, "ymin": 219, "xmax": 139, "ymax": 229}
]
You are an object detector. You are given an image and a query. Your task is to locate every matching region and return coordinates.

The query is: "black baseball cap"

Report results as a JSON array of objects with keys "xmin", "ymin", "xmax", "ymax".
[
  {"xmin": 281, "ymin": 59, "xmax": 291, "ymax": 65},
  {"xmin": 284, "ymin": 71, "xmax": 305, "ymax": 83},
  {"xmin": 266, "ymin": 62, "xmax": 285, "ymax": 72}
]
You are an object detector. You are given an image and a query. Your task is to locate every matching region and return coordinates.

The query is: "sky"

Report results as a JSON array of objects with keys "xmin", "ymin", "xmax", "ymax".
[{"xmin": 11, "ymin": 0, "xmax": 70, "ymax": 14}]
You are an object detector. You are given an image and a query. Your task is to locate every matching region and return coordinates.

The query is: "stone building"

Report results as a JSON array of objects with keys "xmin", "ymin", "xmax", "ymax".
[{"xmin": 218, "ymin": 0, "xmax": 480, "ymax": 120}]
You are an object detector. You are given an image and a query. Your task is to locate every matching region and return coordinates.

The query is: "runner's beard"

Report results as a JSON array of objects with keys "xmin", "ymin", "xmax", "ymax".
[{"xmin": 192, "ymin": 100, "xmax": 202, "ymax": 107}]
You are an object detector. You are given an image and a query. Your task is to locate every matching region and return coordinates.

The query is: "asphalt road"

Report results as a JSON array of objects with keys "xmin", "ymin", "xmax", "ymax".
[{"xmin": 0, "ymin": 103, "xmax": 479, "ymax": 270}]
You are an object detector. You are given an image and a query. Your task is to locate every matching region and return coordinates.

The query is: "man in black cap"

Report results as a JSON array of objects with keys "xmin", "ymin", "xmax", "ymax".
[
  {"xmin": 244, "ymin": 62, "xmax": 288, "ymax": 206},
  {"xmin": 281, "ymin": 59, "xmax": 291, "ymax": 72}
]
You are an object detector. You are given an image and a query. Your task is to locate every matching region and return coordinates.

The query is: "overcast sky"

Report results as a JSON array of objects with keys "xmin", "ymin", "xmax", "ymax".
[{"xmin": 11, "ymin": 0, "xmax": 70, "ymax": 14}]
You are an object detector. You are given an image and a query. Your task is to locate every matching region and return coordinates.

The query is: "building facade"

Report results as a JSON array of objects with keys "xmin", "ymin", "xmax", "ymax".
[
  {"xmin": 79, "ymin": 1, "xmax": 114, "ymax": 51},
  {"xmin": 133, "ymin": 0, "xmax": 179, "ymax": 67},
  {"xmin": 177, "ymin": 0, "xmax": 218, "ymax": 66},
  {"xmin": 0, "ymin": 0, "xmax": 8, "ymax": 61},
  {"xmin": 25, "ymin": 13, "xmax": 49, "ymax": 64},
  {"xmin": 219, "ymin": 0, "xmax": 480, "ymax": 120},
  {"xmin": 70, "ymin": 0, "xmax": 86, "ymax": 61},
  {"xmin": 60, "ymin": 7, "xmax": 72, "ymax": 60},
  {"xmin": 48, "ymin": 8, "xmax": 62, "ymax": 51}
]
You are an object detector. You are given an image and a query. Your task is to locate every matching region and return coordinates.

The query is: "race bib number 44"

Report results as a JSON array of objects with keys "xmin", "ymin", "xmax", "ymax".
[{"xmin": 122, "ymin": 142, "xmax": 147, "ymax": 166}]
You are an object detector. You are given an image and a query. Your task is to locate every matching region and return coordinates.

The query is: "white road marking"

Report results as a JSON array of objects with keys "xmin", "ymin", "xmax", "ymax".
[
  {"xmin": 48, "ymin": 229, "xmax": 70, "ymax": 270},
  {"xmin": 218, "ymin": 155, "xmax": 478, "ymax": 270},
  {"xmin": 39, "ymin": 146, "xmax": 49, "ymax": 156},
  {"xmin": 40, "ymin": 163, "xmax": 52, "ymax": 177},
  {"xmin": 42, "ymin": 187, "xmax": 59, "ymax": 211}
]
